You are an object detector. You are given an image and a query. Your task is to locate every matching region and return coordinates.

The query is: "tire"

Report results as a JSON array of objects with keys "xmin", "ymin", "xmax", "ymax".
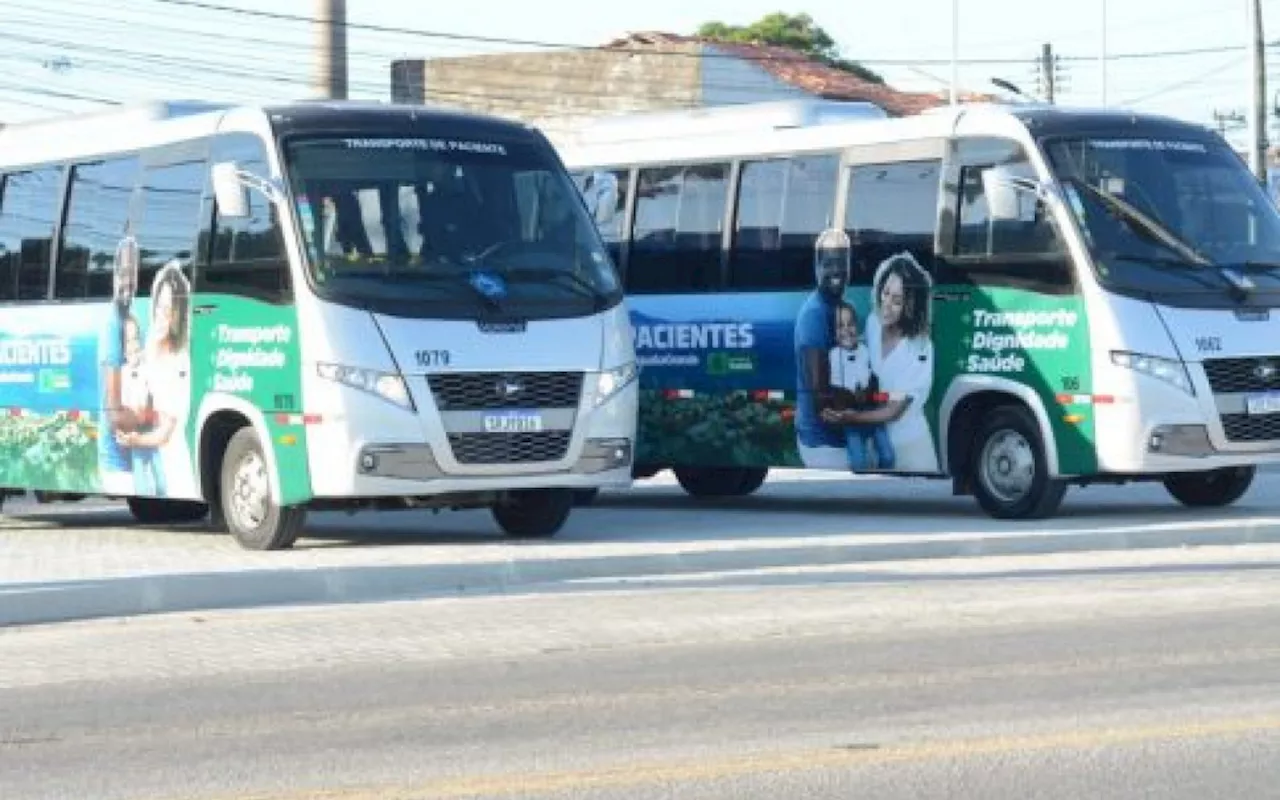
[
  {"xmin": 970, "ymin": 405, "xmax": 1067, "ymax": 520},
  {"xmin": 572, "ymin": 488, "xmax": 601, "ymax": 507},
  {"xmin": 219, "ymin": 427, "xmax": 306, "ymax": 550},
  {"xmin": 1163, "ymin": 466, "xmax": 1255, "ymax": 508},
  {"xmin": 127, "ymin": 497, "xmax": 209, "ymax": 525},
  {"xmin": 674, "ymin": 467, "xmax": 768, "ymax": 498},
  {"xmin": 492, "ymin": 488, "xmax": 574, "ymax": 538},
  {"xmin": 733, "ymin": 467, "xmax": 769, "ymax": 496}
]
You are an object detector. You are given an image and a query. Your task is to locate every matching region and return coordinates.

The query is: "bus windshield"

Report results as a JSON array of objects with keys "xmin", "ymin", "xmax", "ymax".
[
  {"xmin": 1043, "ymin": 134, "xmax": 1280, "ymax": 294},
  {"xmin": 284, "ymin": 135, "xmax": 621, "ymax": 319}
]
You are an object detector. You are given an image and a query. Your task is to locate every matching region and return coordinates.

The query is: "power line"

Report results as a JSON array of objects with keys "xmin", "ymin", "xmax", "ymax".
[
  {"xmin": 0, "ymin": 28, "xmax": 707, "ymax": 113},
  {"xmin": 1123, "ymin": 56, "xmax": 1248, "ymax": 106},
  {"xmin": 0, "ymin": 81, "xmax": 119, "ymax": 105},
  {"xmin": 0, "ymin": 90, "xmax": 74, "ymax": 114},
  {"xmin": 136, "ymin": 0, "xmax": 1263, "ymax": 67},
  {"xmin": 0, "ymin": 9, "xmax": 885, "ymax": 109}
]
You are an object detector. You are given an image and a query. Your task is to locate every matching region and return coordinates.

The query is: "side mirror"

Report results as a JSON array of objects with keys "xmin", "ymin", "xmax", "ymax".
[
  {"xmin": 211, "ymin": 161, "xmax": 250, "ymax": 219},
  {"xmin": 981, "ymin": 165, "xmax": 1040, "ymax": 223}
]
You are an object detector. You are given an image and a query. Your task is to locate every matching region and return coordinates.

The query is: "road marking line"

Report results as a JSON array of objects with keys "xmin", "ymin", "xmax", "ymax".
[{"xmin": 204, "ymin": 714, "xmax": 1280, "ymax": 799}]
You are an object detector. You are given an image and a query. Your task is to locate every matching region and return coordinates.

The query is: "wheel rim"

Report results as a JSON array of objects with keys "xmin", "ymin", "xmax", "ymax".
[
  {"xmin": 979, "ymin": 428, "xmax": 1036, "ymax": 504},
  {"xmin": 229, "ymin": 451, "xmax": 270, "ymax": 531}
]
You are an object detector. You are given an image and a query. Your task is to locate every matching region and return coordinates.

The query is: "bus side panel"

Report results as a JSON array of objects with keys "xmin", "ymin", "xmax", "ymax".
[
  {"xmin": 629, "ymin": 284, "xmax": 1098, "ymax": 477},
  {"xmin": 189, "ymin": 293, "xmax": 312, "ymax": 505},
  {"xmin": 931, "ymin": 286, "xmax": 1098, "ymax": 476},
  {"xmin": 0, "ymin": 304, "xmax": 105, "ymax": 494},
  {"xmin": 630, "ymin": 292, "xmax": 805, "ymax": 469}
]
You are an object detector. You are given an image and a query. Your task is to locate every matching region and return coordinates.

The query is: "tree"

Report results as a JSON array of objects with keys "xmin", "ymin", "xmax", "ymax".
[{"xmin": 696, "ymin": 13, "xmax": 884, "ymax": 85}]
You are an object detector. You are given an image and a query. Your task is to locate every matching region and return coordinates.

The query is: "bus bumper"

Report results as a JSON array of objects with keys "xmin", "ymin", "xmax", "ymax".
[{"xmin": 306, "ymin": 375, "xmax": 638, "ymax": 499}]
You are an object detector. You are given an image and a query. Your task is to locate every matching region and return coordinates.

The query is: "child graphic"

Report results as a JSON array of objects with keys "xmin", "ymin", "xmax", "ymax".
[
  {"xmin": 825, "ymin": 302, "xmax": 897, "ymax": 471},
  {"xmin": 121, "ymin": 314, "xmax": 164, "ymax": 496}
]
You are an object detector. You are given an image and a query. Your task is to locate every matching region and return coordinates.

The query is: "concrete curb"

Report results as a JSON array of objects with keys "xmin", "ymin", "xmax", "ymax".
[{"xmin": 5, "ymin": 516, "xmax": 1280, "ymax": 627}]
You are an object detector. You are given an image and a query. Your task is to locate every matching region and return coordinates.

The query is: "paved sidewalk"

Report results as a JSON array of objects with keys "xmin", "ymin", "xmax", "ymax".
[{"xmin": 3, "ymin": 470, "xmax": 1280, "ymax": 627}]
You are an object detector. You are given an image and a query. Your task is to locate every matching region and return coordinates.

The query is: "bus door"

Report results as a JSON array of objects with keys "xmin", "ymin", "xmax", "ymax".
[
  {"xmin": 828, "ymin": 139, "xmax": 946, "ymax": 475},
  {"xmin": 933, "ymin": 135, "xmax": 1098, "ymax": 478}
]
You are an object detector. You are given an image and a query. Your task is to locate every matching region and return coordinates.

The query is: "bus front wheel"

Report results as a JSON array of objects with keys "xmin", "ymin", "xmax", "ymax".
[
  {"xmin": 219, "ymin": 427, "xmax": 306, "ymax": 551},
  {"xmin": 970, "ymin": 405, "xmax": 1066, "ymax": 520},
  {"xmin": 674, "ymin": 467, "xmax": 768, "ymax": 498},
  {"xmin": 1163, "ymin": 466, "xmax": 1255, "ymax": 508},
  {"xmin": 493, "ymin": 488, "xmax": 573, "ymax": 538}
]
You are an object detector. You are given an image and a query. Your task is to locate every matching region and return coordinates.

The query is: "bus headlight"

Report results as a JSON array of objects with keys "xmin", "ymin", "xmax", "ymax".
[
  {"xmin": 317, "ymin": 363, "xmax": 415, "ymax": 410},
  {"xmin": 1110, "ymin": 351, "xmax": 1194, "ymax": 396},
  {"xmin": 594, "ymin": 361, "xmax": 638, "ymax": 406}
]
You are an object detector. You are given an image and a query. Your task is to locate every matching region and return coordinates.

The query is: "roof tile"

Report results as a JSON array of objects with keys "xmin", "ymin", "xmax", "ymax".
[{"xmin": 604, "ymin": 32, "xmax": 994, "ymax": 116}]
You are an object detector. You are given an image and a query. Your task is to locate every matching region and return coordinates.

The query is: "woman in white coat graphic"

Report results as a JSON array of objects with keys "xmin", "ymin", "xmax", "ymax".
[
  {"xmin": 823, "ymin": 251, "xmax": 939, "ymax": 473},
  {"xmin": 862, "ymin": 252, "xmax": 939, "ymax": 473}
]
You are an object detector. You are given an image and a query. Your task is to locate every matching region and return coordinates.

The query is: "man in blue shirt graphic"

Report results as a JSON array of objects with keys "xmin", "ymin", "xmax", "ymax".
[
  {"xmin": 793, "ymin": 229, "xmax": 852, "ymax": 469},
  {"xmin": 98, "ymin": 236, "xmax": 141, "ymax": 496}
]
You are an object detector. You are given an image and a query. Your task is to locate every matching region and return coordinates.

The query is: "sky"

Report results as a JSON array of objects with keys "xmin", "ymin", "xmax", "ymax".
[{"xmin": 0, "ymin": 0, "xmax": 1276, "ymax": 152}]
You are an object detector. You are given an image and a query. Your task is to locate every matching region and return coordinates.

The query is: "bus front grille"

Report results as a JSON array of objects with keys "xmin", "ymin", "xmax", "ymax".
[
  {"xmin": 1202, "ymin": 356, "xmax": 1280, "ymax": 393},
  {"xmin": 1220, "ymin": 413, "xmax": 1280, "ymax": 443},
  {"xmin": 428, "ymin": 372, "xmax": 584, "ymax": 411},
  {"xmin": 447, "ymin": 431, "xmax": 572, "ymax": 464}
]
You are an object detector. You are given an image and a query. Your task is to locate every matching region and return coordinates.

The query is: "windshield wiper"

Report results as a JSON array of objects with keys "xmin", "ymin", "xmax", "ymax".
[
  {"xmin": 323, "ymin": 268, "xmax": 508, "ymax": 309},
  {"xmin": 503, "ymin": 268, "xmax": 609, "ymax": 310},
  {"xmin": 1107, "ymin": 253, "xmax": 1230, "ymax": 292},
  {"xmin": 1232, "ymin": 260, "xmax": 1280, "ymax": 274},
  {"xmin": 1063, "ymin": 177, "xmax": 1212, "ymax": 268}
]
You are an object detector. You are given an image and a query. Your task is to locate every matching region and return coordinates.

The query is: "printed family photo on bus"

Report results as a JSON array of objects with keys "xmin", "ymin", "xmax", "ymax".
[
  {"xmin": 793, "ymin": 230, "xmax": 939, "ymax": 474},
  {"xmin": 98, "ymin": 236, "xmax": 197, "ymax": 499}
]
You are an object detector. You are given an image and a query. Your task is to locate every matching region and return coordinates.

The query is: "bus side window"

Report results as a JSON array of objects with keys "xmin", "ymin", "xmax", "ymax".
[
  {"xmin": 0, "ymin": 167, "xmax": 65, "ymax": 302},
  {"xmin": 730, "ymin": 153, "xmax": 839, "ymax": 291},
  {"xmin": 629, "ymin": 163, "xmax": 729, "ymax": 294},
  {"xmin": 199, "ymin": 135, "xmax": 290, "ymax": 304},
  {"xmin": 0, "ymin": 173, "xmax": 12, "ymax": 302},
  {"xmin": 574, "ymin": 169, "xmax": 629, "ymax": 268},
  {"xmin": 951, "ymin": 140, "xmax": 1066, "ymax": 270},
  {"xmin": 132, "ymin": 159, "xmax": 207, "ymax": 297},
  {"xmin": 56, "ymin": 157, "xmax": 141, "ymax": 300},
  {"xmin": 845, "ymin": 160, "xmax": 941, "ymax": 284}
]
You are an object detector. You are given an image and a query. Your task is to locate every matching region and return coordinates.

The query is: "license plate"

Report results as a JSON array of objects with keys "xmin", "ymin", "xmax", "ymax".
[
  {"xmin": 1245, "ymin": 392, "xmax": 1280, "ymax": 415},
  {"xmin": 482, "ymin": 410, "xmax": 543, "ymax": 433}
]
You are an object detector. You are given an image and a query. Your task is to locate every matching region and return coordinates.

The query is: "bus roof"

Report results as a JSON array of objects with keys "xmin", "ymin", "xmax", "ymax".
[
  {"xmin": 550, "ymin": 100, "xmax": 1222, "ymax": 170},
  {"xmin": 0, "ymin": 99, "xmax": 545, "ymax": 170},
  {"xmin": 550, "ymin": 99, "xmax": 890, "ymax": 148}
]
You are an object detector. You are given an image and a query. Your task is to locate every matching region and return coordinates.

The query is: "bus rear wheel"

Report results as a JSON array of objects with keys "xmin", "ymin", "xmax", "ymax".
[
  {"xmin": 970, "ymin": 405, "xmax": 1066, "ymax": 520},
  {"xmin": 219, "ymin": 427, "xmax": 306, "ymax": 551},
  {"xmin": 127, "ymin": 497, "xmax": 209, "ymax": 525},
  {"xmin": 674, "ymin": 467, "xmax": 769, "ymax": 498},
  {"xmin": 493, "ymin": 488, "xmax": 573, "ymax": 538},
  {"xmin": 1163, "ymin": 466, "xmax": 1255, "ymax": 508}
]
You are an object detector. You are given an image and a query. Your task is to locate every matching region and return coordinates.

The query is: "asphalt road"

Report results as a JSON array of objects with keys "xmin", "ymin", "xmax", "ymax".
[{"xmin": 3, "ymin": 545, "xmax": 1280, "ymax": 799}]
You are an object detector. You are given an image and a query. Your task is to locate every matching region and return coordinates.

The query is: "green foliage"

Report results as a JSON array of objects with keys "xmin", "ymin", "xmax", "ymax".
[
  {"xmin": 637, "ymin": 389, "xmax": 802, "ymax": 468},
  {"xmin": 695, "ymin": 12, "xmax": 884, "ymax": 85},
  {"xmin": 0, "ymin": 414, "xmax": 99, "ymax": 493}
]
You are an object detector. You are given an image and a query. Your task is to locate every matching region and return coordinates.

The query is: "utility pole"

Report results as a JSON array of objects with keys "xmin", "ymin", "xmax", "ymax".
[
  {"xmin": 1214, "ymin": 108, "xmax": 1246, "ymax": 138},
  {"xmin": 949, "ymin": 0, "xmax": 959, "ymax": 105},
  {"xmin": 315, "ymin": 0, "xmax": 348, "ymax": 100},
  {"xmin": 1249, "ymin": 0, "xmax": 1267, "ymax": 181},
  {"xmin": 1041, "ymin": 43, "xmax": 1056, "ymax": 104},
  {"xmin": 1099, "ymin": 0, "xmax": 1108, "ymax": 107},
  {"xmin": 1033, "ymin": 43, "xmax": 1066, "ymax": 104}
]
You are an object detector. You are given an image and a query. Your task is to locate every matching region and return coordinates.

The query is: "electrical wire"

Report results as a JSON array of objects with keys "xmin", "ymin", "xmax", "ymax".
[{"xmin": 135, "ymin": 0, "xmax": 1256, "ymax": 67}]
